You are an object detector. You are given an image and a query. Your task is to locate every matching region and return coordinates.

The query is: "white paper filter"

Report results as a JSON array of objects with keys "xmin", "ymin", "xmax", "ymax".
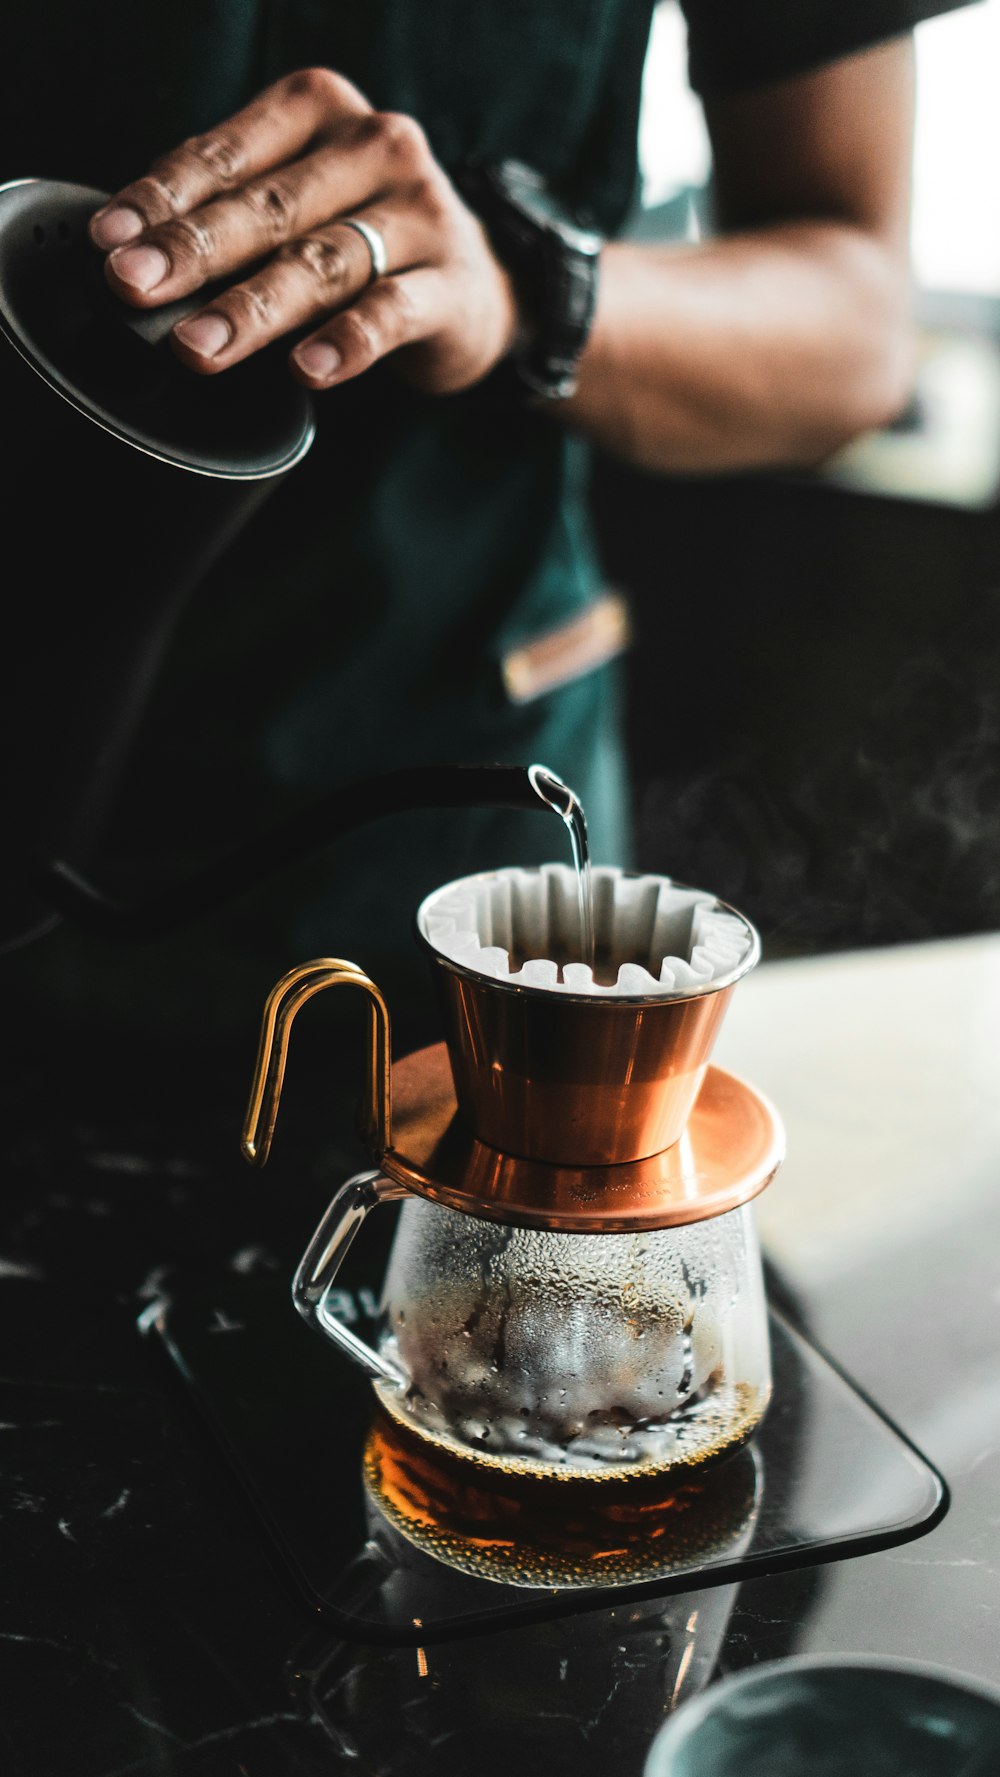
[{"xmin": 418, "ymin": 865, "xmax": 754, "ymax": 996}]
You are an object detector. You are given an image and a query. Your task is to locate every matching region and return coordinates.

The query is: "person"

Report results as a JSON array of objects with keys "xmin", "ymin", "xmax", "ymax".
[{"xmin": 0, "ymin": 0, "xmax": 975, "ymax": 1057}]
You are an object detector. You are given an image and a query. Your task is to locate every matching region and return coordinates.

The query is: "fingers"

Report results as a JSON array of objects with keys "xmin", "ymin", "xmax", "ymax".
[
  {"xmin": 101, "ymin": 122, "xmax": 385, "ymax": 306},
  {"xmin": 83, "ymin": 68, "xmax": 517, "ymax": 395},
  {"xmin": 96, "ymin": 107, "xmax": 437, "ymax": 323},
  {"xmin": 169, "ymin": 212, "xmax": 418, "ymax": 372},
  {"xmin": 88, "ymin": 66, "xmax": 372, "ymax": 250},
  {"xmin": 288, "ymin": 268, "xmax": 448, "ymax": 388}
]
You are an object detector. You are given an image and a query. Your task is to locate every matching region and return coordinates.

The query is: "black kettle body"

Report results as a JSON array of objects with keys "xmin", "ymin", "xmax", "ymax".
[{"xmin": 0, "ymin": 177, "xmax": 315, "ymax": 948}]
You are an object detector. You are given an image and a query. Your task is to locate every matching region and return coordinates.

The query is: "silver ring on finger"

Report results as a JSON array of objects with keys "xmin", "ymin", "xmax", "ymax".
[{"xmin": 341, "ymin": 217, "xmax": 388, "ymax": 284}]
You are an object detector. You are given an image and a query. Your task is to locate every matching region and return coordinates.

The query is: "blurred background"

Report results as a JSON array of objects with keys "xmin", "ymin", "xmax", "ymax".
[{"xmin": 595, "ymin": 0, "xmax": 1000, "ymax": 957}]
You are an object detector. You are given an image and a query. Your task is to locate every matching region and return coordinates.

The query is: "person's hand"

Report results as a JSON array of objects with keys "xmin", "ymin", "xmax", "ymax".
[{"xmin": 87, "ymin": 67, "xmax": 521, "ymax": 394}]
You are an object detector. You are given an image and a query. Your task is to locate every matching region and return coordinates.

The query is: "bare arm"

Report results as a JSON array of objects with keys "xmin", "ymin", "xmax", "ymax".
[{"xmin": 560, "ymin": 37, "xmax": 918, "ymax": 473}]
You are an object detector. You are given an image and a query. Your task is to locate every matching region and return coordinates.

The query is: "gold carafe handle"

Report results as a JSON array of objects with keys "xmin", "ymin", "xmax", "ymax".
[{"xmin": 241, "ymin": 958, "xmax": 392, "ymax": 1165}]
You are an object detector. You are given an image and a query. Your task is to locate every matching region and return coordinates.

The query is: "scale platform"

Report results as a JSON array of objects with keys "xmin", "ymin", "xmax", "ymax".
[{"xmin": 147, "ymin": 1274, "xmax": 947, "ymax": 1646}]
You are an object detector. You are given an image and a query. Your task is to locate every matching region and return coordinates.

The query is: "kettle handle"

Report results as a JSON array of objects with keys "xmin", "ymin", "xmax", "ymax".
[
  {"xmin": 291, "ymin": 1167, "xmax": 410, "ymax": 1386},
  {"xmin": 241, "ymin": 958, "xmax": 392, "ymax": 1165}
]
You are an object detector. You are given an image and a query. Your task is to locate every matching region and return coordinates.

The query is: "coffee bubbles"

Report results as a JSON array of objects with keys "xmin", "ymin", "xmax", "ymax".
[{"xmin": 375, "ymin": 1196, "xmax": 771, "ymax": 1482}]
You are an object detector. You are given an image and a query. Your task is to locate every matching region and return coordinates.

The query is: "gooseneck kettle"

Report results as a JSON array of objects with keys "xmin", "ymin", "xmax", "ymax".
[
  {"xmin": 0, "ymin": 178, "xmax": 585, "ymax": 954},
  {"xmin": 0, "ymin": 176, "xmax": 316, "ymax": 949}
]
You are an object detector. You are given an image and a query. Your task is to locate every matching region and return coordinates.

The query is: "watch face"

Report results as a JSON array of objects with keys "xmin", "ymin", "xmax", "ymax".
[{"xmin": 497, "ymin": 160, "xmax": 603, "ymax": 255}]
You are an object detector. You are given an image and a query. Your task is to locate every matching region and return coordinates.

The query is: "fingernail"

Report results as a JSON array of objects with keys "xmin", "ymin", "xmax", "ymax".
[
  {"xmin": 110, "ymin": 244, "xmax": 169, "ymax": 293},
  {"xmin": 292, "ymin": 342, "xmax": 341, "ymax": 381},
  {"xmin": 173, "ymin": 313, "xmax": 233, "ymax": 358},
  {"xmin": 90, "ymin": 205, "xmax": 144, "ymax": 249}
]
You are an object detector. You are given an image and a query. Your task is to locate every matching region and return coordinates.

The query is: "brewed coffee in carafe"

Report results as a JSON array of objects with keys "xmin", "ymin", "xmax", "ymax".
[{"xmin": 375, "ymin": 1195, "xmax": 770, "ymax": 1482}]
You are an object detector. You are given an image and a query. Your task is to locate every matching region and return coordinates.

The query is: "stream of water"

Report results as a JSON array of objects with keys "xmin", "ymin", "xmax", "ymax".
[{"xmin": 527, "ymin": 763, "xmax": 595, "ymax": 971}]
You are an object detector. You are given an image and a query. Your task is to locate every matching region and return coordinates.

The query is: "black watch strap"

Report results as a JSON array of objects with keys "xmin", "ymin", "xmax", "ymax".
[{"xmin": 456, "ymin": 159, "xmax": 603, "ymax": 401}]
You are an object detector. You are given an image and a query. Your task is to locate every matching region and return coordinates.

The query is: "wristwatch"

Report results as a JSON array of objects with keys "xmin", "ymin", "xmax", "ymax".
[{"xmin": 455, "ymin": 157, "xmax": 603, "ymax": 401}]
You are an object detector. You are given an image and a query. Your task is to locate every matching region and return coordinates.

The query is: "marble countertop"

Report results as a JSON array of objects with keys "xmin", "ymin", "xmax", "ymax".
[{"xmin": 1, "ymin": 932, "xmax": 998, "ymax": 1774}]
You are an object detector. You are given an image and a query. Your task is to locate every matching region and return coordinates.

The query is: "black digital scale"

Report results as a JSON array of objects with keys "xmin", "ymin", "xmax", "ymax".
[{"xmin": 148, "ymin": 1274, "xmax": 947, "ymax": 1646}]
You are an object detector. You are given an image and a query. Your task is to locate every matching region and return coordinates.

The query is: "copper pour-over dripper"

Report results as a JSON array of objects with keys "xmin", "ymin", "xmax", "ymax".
[{"xmin": 241, "ymin": 874, "xmax": 781, "ymax": 1236}]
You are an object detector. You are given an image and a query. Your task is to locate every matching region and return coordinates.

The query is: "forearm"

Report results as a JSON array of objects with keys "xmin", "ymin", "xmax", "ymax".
[{"xmin": 560, "ymin": 221, "xmax": 917, "ymax": 475}]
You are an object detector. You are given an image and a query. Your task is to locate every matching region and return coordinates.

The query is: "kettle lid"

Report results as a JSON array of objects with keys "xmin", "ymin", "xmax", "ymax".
[{"xmin": 0, "ymin": 178, "xmax": 315, "ymax": 479}]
